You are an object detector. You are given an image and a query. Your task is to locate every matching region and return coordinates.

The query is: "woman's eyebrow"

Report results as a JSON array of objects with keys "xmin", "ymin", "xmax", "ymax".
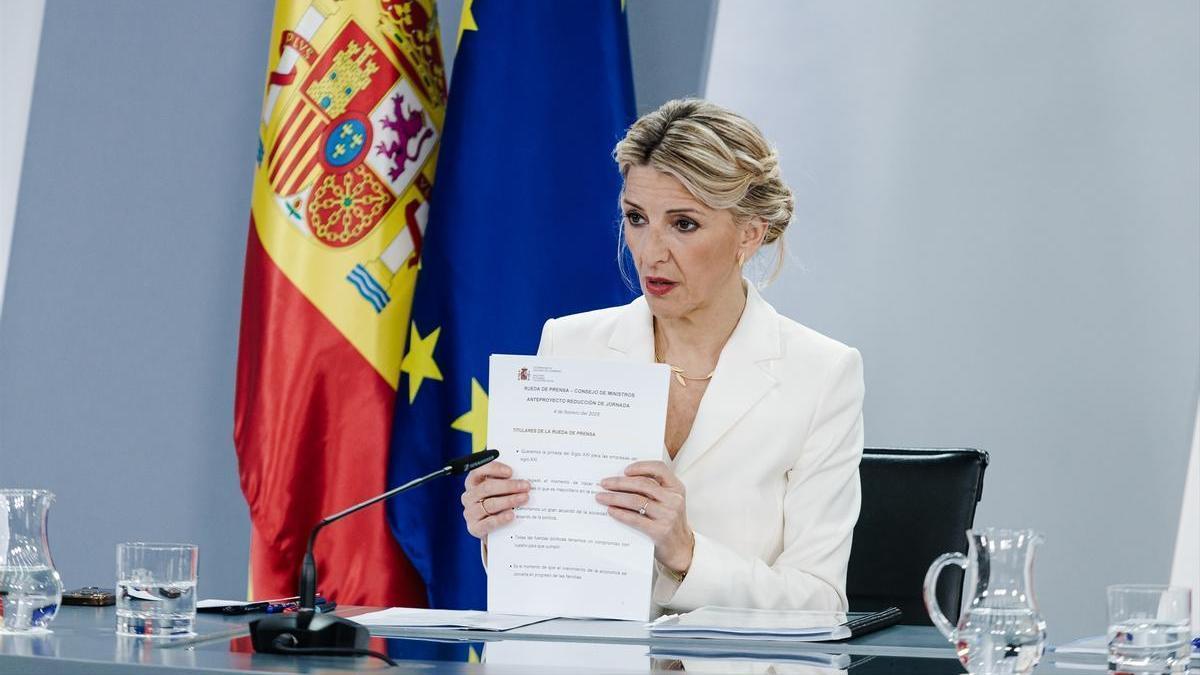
[{"xmin": 621, "ymin": 199, "xmax": 703, "ymax": 216}]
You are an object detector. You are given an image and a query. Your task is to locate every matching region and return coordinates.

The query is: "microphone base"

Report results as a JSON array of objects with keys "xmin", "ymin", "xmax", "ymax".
[{"xmin": 249, "ymin": 610, "xmax": 369, "ymax": 655}]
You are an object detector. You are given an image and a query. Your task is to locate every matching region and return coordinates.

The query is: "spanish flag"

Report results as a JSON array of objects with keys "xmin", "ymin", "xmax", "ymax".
[{"xmin": 234, "ymin": 0, "xmax": 446, "ymax": 605}]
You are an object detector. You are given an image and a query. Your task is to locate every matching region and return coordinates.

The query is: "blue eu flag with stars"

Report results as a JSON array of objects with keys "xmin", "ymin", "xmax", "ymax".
[{"xmin": 386, "ymin": 0, "xmax": 637, "ymax": 610}]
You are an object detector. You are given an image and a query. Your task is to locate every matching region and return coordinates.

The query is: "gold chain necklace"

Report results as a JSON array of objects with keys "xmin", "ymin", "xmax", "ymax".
[{"xmin": 655, "ymin": 350, "xmax": 716, "ymax": 387}]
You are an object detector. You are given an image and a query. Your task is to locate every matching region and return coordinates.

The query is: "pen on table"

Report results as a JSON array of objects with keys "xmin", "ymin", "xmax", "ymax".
[
  {"xmin": 222, "ymin": 599, "xmax": 282, "ymax": 615},
  {"xmin": 222, "ymin": 601, "xmax": 268, "ymax": 615}
]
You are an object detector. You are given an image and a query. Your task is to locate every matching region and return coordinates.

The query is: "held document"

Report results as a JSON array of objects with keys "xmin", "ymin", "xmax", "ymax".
[{"xmin": 486, "ymin": 354, "xmax": 670, "ymax": 620}]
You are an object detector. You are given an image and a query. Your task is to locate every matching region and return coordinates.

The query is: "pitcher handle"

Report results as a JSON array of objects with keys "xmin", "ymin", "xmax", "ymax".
[{"xmin": 923, "ymin": 552, "xmax": 967, "ymax": 641}]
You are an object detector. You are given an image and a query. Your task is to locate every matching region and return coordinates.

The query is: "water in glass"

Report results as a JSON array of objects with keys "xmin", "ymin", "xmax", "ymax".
[
  {"xmin": 1108, "ymin": 619, "xmax": 1191, "ymax": 674},
  {"xmin": 115, "ymin": 577, "xmax": 197, "ymax": 637}
]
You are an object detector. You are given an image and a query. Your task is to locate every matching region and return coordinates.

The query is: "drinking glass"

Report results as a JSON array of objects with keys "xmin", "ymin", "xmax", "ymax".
[
  {"xmin": 1107, "ymin": 584, "xmax": 1192, "ymax": 675},
  {"xmin": 115, "ymin": 543, "xmax": 198, "ymax": 637}
]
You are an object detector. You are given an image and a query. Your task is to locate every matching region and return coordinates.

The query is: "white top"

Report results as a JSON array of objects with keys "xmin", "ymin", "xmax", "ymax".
[{"xmin": 536, "ymin": 283, "xmax": 865, "ymax": 614}]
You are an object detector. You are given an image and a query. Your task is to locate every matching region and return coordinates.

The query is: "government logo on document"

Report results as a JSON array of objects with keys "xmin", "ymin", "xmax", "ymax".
[{"xmin": 260, "ymin": 1, "xmax": 445, "ymax": 314}]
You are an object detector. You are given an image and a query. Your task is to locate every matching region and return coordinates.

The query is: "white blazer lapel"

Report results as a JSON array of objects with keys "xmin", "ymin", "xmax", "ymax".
[
  {"xmin": 606, "ymin": 295, "xmax": 655, "ymax": 363},
  {"xmin": 673, "ymin": 284, "xmax": 782, "ymax": 475},
  {"xmin": 600, "ymin": 286, "xmax": 783, "ymax": 473}
]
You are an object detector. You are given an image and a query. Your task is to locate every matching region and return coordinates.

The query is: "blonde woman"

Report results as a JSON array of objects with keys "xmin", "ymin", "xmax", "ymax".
[{"xmin": 462, "ymin": 99, "xmax": 864, "ymax": 613}]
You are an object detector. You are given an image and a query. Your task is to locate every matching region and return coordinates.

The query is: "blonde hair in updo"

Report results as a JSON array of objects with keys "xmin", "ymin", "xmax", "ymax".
[{"xmin": 613, "ymin": 98, "xmax": 794, "ymax": 281}]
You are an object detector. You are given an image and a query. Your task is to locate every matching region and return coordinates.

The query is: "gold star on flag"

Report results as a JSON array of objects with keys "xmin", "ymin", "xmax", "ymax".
[
  {"xmin": 450, "ymin": 377, "xmax": 488, "ymax": 453},
  {"xmin": 399, "ymin": 323, "xmax": 443, "ymax": 403},
  {"xmin": 457, "ymin": 0, "xmax": 478, "ymax": 47}
]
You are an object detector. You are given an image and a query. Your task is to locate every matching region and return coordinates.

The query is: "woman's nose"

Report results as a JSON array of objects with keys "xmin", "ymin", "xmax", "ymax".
[{"xmin": 642, "ymin": 224, "xmax": 670, "ymax": 263}]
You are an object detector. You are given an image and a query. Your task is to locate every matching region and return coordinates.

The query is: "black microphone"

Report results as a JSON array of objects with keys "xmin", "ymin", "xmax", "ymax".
[
  {"xmin": 249, "ymin": 449, "xmax": 499, "ymax": 659},
  {"xmin": 447, "ymin": 448, "xmax": 501, "ymax": 475}
]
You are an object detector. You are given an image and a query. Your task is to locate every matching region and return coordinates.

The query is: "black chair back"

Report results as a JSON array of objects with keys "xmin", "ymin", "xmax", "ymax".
[{"xmin": 847, "ymin": 447, "xmax": 989, "ymax": 626}]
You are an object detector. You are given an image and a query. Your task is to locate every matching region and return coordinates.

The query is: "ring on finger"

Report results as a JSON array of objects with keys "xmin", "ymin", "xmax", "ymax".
[
  {"xmin": 637, "ymin": 499, "xmax": 650, "ymax": 516},
  {"xmin": 479, "ymin": 497, "xmax": 493, "ymax": 516}
]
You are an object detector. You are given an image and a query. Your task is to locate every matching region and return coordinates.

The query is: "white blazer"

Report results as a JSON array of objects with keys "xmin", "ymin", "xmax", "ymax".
[{"xmin": 536, "ymin": 283, "xmax": 864, "ymax": 613}]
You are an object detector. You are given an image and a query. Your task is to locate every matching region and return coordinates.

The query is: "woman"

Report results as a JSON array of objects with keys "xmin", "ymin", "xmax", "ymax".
[{"xmin": 461, "ymin": 99, "xmax": 864, "ymax": 613}]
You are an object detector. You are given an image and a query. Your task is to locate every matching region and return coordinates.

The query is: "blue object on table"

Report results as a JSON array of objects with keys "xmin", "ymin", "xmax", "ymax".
[{"xmin": 263, "ymin": 596, "xmax": 330, "ymax": 614}]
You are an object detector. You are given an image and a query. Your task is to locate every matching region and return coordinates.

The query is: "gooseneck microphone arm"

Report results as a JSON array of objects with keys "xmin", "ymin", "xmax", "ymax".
[
  {"xmin": 300, "ymin": 460, "xmax": 467, "ymax": 608},
  {"xmin": 251, "ymin": 449, "xmax": 501, "ymax": 660},
  {"xmin": 298, "ymin": 448, "xmax": 501, "ymax": 610}
]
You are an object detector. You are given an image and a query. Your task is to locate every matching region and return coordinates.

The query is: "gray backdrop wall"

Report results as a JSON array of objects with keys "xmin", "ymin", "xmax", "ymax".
[
  {"xmin": 0, "ymin": 0, "xmax": 715, "ymax": 602},
  {"xmin": 0, "ymin": 0, "xmax": 274, "ymax": 599},
  {"xmin": 706, "ymin": 0, "xmax": 1199, "ymax": 639},
  {"xmin": 2, "ymin": 0, "xmax": 1195, "ymax": 638}
]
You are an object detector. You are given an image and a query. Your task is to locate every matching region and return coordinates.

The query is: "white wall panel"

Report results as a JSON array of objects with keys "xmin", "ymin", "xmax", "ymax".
[
  {"xmin": 707, "ymin": 1, "xmax": 1199, "ymax": 638},
  {"xmin": 0, "ymin": 0, "xmax": 46, "ymax": 319}
]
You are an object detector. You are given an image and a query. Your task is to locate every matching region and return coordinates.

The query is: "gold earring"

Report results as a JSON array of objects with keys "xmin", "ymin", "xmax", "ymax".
[{"xmin": 736, "ymin": 251, "xmax": 746, "ymax": 267}]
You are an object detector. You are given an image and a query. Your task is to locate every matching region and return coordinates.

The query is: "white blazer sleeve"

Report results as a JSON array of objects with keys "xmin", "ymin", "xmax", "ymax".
[
  {"xmin": 654, "ymin": 349, "xmax": 865, "ymax": 612},
  {"xmin": 536, "ymin": 318, "xmax": 556, "ymax": 356}
]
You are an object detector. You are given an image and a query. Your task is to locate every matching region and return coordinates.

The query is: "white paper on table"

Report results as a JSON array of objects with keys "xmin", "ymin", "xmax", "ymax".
[
  {"xmin": 486, "ymin": 354, "xmax": 671, "ymax": 621},
  {"xmin": 197, "ymin": 599, "xmax": 252, "ymax": 609},
  {"xmin": 348, "ymin": 607, "xmax": 551, "ymax": 631}
]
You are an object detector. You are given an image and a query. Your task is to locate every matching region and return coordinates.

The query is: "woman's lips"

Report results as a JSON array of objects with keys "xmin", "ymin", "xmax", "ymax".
[{"xmin": 645, "ymin": 277, "xmax": 678, "ymax": 297}]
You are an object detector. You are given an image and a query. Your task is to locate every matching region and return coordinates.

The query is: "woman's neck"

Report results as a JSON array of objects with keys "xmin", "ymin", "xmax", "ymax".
[{"xmin": 654, "ymin": 277, "xmax": 748, "ymax": 361}]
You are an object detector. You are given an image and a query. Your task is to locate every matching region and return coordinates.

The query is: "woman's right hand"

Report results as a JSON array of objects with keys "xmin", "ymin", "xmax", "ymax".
[{"xmin": 461, "ymin": 460, "xmax": 530, "ymax": 540}]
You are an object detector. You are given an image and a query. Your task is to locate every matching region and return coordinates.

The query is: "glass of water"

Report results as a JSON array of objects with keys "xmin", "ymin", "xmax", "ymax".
[
  {"xmin": 1107, "ymin": 584, "xmax": 1192, "ymax": 675},
  {"xmin": 115, "ymin": 543, "xmax": 198, "ymax": 638}
]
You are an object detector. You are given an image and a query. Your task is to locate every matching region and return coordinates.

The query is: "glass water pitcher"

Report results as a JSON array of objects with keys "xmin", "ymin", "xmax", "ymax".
[
  {"xmin": 0, "ymin": 489, "xmax": 64, "ymax": 632},
  {"xmin": 924, "ymin": 527, "xmax": 1047, "ymax": 675}
]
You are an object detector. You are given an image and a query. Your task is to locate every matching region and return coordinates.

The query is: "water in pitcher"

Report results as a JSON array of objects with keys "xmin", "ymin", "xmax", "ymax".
[
  {"xmin": 0, "ymin": 489, "xmax": 64, "ymax": 633},
  {"xmin": 954, "ymin": 606, "xmax": 1047, "ymax": 675},
  {"xmin": 0, "ymin": 565, "xmax": 61, "ymax": 632}
]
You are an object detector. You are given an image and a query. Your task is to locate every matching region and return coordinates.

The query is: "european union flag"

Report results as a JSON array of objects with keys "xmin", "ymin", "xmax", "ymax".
[{"xmin": 386, "ymin": 1, "xmax": 636, "ymax": 609}]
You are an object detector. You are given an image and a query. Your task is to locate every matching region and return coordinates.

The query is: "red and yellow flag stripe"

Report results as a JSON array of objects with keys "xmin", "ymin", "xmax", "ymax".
[{"xmin": 235, "ymin": 0, "xmax": 447, "ymax": 605}]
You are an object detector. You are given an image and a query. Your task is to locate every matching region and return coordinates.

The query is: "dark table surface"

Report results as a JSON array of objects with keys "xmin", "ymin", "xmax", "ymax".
[{"xmin": 0, "ymin": 605, "xmax": 1115, "ymax": 674}]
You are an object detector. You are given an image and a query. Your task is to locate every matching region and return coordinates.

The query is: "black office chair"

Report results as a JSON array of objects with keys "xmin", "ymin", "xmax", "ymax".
[{"xmin": 846, "ymin": 447, "xmax": 989, "ymax": 626}]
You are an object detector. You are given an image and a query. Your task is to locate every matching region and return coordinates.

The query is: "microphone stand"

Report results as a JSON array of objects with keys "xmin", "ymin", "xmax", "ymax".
[{"xmin": 249, "ymin": 450, "xmax": 499, "ymax": 658}]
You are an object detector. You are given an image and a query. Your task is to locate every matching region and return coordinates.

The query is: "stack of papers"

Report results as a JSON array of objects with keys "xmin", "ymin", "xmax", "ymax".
[
  {"xmin": 348, "ymin": 607, "xmax": 552, "ymax": 632},
  {"xmin": 649, "ymin": 607, "xmax": 852, "ymax": 641},
  {"xmin": 648, "ymin": 644, "xmax": 852, "ymax": 669}
]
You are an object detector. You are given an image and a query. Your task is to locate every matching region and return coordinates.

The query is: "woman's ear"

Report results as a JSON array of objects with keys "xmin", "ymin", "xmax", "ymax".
[{"xmin": 740, "ymin": 217, "xmax": 769, "ymax": 257}]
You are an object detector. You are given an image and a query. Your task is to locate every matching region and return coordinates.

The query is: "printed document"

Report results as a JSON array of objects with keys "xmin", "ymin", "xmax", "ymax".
[{"xmin": 486, "ymin": 354, "xmax": 670, "ymax": 621}]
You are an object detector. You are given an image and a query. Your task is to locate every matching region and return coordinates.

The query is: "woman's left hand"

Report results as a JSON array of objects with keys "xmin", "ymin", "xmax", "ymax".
[{"xmin": 596, "ymin": 460, "xmax": 695, "ymax": 575}]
